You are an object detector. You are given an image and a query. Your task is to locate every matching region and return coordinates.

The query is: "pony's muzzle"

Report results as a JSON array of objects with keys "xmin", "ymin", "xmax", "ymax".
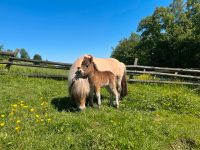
[
  {"xmin": 77, "ymin": 67, "xmax": 87, "ymax": 78},
  {"xmin": 77, "ymin": 67, "xmax": 83, "ymax": 74},
  {"xmin": 76, "ymin": 67, "xmax": 83, "ymax": 76}
]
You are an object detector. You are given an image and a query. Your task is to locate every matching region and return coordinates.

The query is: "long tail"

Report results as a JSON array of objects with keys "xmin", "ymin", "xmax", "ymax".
[{"xmin": 121, "ymin": 70, "xmax": 128, "ymax": 97}]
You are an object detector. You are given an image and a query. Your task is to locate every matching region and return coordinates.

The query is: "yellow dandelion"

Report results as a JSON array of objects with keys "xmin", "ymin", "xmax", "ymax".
[
  {"xmin": 20, "ymin": 100, "xmax": 24, "ymax": 103},
  {"xmin": 20, "ymin": 103, "xmax": 24, "ymax": 107},
  {"xmin": 23, "ymin": 105, "xmax": 28, "ymax": 108},
  {"xmin": 36, "ymin": 119, "xmax": 39, "ymax": 123},
  {"xmin": 30, "ymin": 108, "xmax": 34, "ymax": 112},
  {"xmin": 16, "ymin": 120, "xmax": 20, "ymax": 124},
  {"xmin": 36, "ymin": 115, "xmax": 39, "ymax": 118},
  {"xmin": 15, "ymin": 126, "xmax": 20, "ymax": 132},
  {"xmin": 0, "ymin": 122, "xmax": 5, "ymax": 127},
  {"xmin": 47, "ymin": 118, "xmax": 51, "ymax": 122},
  {"xmin": 1, "ymin": 114, "xmax": 5, "ymax": 118},
  {"xmin": 40, "ymin": 119, "xmax": 44, "ymax": 122},
  {"xmin": 11, "ymin": 104, "xmax": 18, "ymax": 108}
]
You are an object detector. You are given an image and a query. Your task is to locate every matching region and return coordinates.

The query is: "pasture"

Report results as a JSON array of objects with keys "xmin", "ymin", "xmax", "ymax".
[{"xmin": 0, "ymin": 66, "xmax": 200, "ymax": 150}]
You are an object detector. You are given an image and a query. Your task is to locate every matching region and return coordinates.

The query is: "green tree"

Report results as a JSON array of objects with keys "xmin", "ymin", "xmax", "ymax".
[
  {"xmin": 20, "ymin": 48, "xmax": 30, "ymax": 59},
  {"xmin": 33, "ymin": 54, "xmax": 42, "ymax": 61},
  {"xmin": 137, "ymin": 0, "xmax": 200, "ymax": 68},
  {"xmin": 111, "ymin": 33, "xmax": 140, "ymax": 65}
]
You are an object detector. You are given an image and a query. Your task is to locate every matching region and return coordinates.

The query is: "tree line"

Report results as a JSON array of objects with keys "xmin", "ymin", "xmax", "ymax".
[
  {"xmin": 0, "ymin": 45, "xmax": 42, "ymax": 61},
  {"xmin": 111, "ymin": 0, "xmax": 200, "ymax": 68}
]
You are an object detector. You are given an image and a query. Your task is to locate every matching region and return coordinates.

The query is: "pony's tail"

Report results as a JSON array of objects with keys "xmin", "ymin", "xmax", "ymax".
[{"xmin": 121, "ymin": 71, "xmax": 128, "ymax": 97}]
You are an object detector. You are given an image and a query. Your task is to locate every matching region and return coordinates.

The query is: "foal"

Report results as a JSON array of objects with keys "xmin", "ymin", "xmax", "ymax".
[{"xmin": 78, "ymin": 55, "xmax": 119, "ymax": 108}]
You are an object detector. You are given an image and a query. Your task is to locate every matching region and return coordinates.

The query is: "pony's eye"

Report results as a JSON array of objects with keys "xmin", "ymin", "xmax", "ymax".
[{"xmin": 86, "ymin": 65, "xmax": 89, "ymax": 68}]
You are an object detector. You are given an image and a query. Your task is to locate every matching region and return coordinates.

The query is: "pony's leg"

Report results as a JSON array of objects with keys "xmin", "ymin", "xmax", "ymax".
[
  {"xmin": 79, "ymin": 96, "xmax": 86, "ymax": 110},
  {"xmin": 110, "ymin": 84, "xmax": 119, "ymax": 108},
  {"xmin": 89, "ymin": 90, "xmax": 94, "ymax": 107},
  {"xmin": 95, "ymin": 88, "xmax": 101, "ymax": 108},
  {"xmin": 112, "ymin": 88, "xmax": 119, "ymax": 108},
  {"xmin": 117, "ymin": 77, "xmax": 122, "ymax": 99}
]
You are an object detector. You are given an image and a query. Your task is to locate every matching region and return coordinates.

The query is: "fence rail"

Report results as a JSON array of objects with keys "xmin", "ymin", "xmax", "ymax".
[
  {"xmin": 126, "ymin": 65, "xmax": 200, "ymax": 74},
  {"xmin": 127, "ymin": 70, "xmax": 200, "ymax": 80},
  {"xmin": 9, "ymin": 57, "xmax": 72, "ymax": 67},
  {"xmin": 0, "ymin": 62, "xmax": 69, "ymax": 69},
  {"xmin": 128, "ymin": 79, "xmax": 200, "ymax": 86}
]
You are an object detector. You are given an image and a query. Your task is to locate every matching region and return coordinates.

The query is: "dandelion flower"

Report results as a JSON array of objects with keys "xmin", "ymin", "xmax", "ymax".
[
  {"xmin": 47, "ymin": 118, "xmax": 51, "ymax": 122},
  {"xmin": 36, "ymin": 115, "xmax": 39, "ymax": 118},
  {"xmin": 11, "ymin": 104, "xmax": 18, "ymax": 108},
  {"xmin": 20, "ymin": 100, "xmax": 24, "ymax": 103},
  {"xmin": 1, "ymin": 114, "xmax": 5, "ymax": 118},
  {"xmin": 15, "ymin": 126, "xmax": 20, "ymax": 132},
  {"xmin": 40, "ymin": 119, "xmax": 44, "ymax": 122},
  {"xmin": 0, "ymin": 122, "xmax": 5, "ymax": 127},
  {"xmin": 16, "ymin": 120, "xmax": 20, "ymax": 124},
  {"xmin": 20, "ymin": 103, "xmax": 24, "ymax": 107},
  {"xmin": 23, "ymin": 105, "xmax": 28, "ymax": 108},
  {"xmin": 30, "ymin": 108, "xmax": 34, "ymax": 112}
]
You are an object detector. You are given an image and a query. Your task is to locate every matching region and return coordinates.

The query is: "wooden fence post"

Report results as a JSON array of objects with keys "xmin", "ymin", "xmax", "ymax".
[
  {"xmin": 130, "ymin": 58, "xmax": 139, "ymax": 79},
  {"xmin": 134, "ymin": 58, "xmax": 138, "ymax": 65},
  {"xmin": 5, "ymin": 49, "xmax": 19, "ymax": 70}
]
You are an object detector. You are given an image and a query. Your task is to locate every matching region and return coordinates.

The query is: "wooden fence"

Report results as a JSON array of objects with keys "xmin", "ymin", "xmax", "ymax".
[
  {"xmin": 126, "ymin": 65, "xmax": 200, "ymax": 86},
  {"xmin": 0, "ymin": 51, "xmax": 199, "ymax": 86},
  {"xmin": 0, "ymin": 51, "xmax": 72, "ymax": 70}
]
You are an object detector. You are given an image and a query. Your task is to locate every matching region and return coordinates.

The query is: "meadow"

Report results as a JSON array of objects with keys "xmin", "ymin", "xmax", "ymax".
[{"xmin": 0, "ymin": 66, "xmax": 200, "ymax": 150}]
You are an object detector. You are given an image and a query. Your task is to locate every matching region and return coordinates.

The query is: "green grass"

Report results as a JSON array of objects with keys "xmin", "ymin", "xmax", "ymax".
[{"xmin": 0, "ymin": 70, "xmax": 200, "ymax": 149}]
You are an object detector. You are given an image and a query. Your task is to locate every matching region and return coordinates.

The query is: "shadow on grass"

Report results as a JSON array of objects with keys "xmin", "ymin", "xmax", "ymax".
[
  {"xmin": 51, "ymin": 97, "xmax": 78, "ymax": 112},
  {"xmin": 51, "ymin": 94, "xmax": 110, "ymax": 112}
]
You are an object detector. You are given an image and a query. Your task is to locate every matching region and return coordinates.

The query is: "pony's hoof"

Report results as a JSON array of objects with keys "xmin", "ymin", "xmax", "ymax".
[
  {"xmin": 113, "ymin": 101, "xmax": 119, "ymax": 108},
  {"xmin": 90, "ymin": 104, "xmax": 94, "ymax": 108}
]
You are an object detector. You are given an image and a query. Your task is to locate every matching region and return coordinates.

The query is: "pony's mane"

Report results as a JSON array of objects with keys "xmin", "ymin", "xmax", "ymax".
[{"xmin": 92, "ymin": 61, "xmax": 98, "ymax": 71}]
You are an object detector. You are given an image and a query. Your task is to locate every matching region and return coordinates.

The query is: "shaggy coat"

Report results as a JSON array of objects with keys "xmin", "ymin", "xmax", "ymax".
[{"xmin": 68, "ymin": 57, "xmax": 90, "ymax": 110}]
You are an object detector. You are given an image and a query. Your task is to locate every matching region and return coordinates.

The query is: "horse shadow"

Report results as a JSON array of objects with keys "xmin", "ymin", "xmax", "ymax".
[
  {"xmin": 51, "ymin": 97, "xmax": 78, "ymax": 112},
  {"xmin": 51, "ymin": 94, "xmax": 111, "ymax": 112}
]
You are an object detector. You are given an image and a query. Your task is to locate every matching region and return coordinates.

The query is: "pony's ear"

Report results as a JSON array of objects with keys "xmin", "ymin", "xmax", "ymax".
[
  {"xmin": 84, "ymin": 54, "xmax": 91, "ymax": 59},
  {"xmin": 89, "ymin": 55, "xmax": 93, "ymax": 63},
  {"xmin": 84, "ymin": 54, "xmax": 93, "ymax": 63}
]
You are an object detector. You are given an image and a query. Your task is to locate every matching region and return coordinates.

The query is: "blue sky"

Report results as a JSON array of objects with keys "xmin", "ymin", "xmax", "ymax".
[{"xmin": 0, "ymin": 0, "xmax": 172, "ymax": 63}]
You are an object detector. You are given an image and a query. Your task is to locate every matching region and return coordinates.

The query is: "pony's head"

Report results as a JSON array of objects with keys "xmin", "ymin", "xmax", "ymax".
[{"xmin": 78, "ymin": 55, "xmax": 95, "ymax": 78}]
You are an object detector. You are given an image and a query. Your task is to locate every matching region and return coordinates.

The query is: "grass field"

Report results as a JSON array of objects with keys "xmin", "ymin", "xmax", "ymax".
[{"xmin": 0, "ymin": 67, "xmax": 200, "ymax": 150}]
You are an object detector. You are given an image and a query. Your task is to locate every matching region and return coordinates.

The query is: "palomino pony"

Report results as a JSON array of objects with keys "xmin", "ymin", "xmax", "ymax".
[
  {"xmin": 68, "ymin": 55, "xmax": 127, "ymax": 110},
  {"xmin": 79, "ymin": 55, "xmax": 119, "ymax": 108},
  {"xmin": 68, "ymin": 57, "xmax": 90, "ymax": 110}
]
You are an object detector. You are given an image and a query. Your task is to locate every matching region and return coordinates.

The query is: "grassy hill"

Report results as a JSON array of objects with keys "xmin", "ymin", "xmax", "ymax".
[{"xmin": 0, "ymin": 66, "xmax": 200, "ymax": 150}]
